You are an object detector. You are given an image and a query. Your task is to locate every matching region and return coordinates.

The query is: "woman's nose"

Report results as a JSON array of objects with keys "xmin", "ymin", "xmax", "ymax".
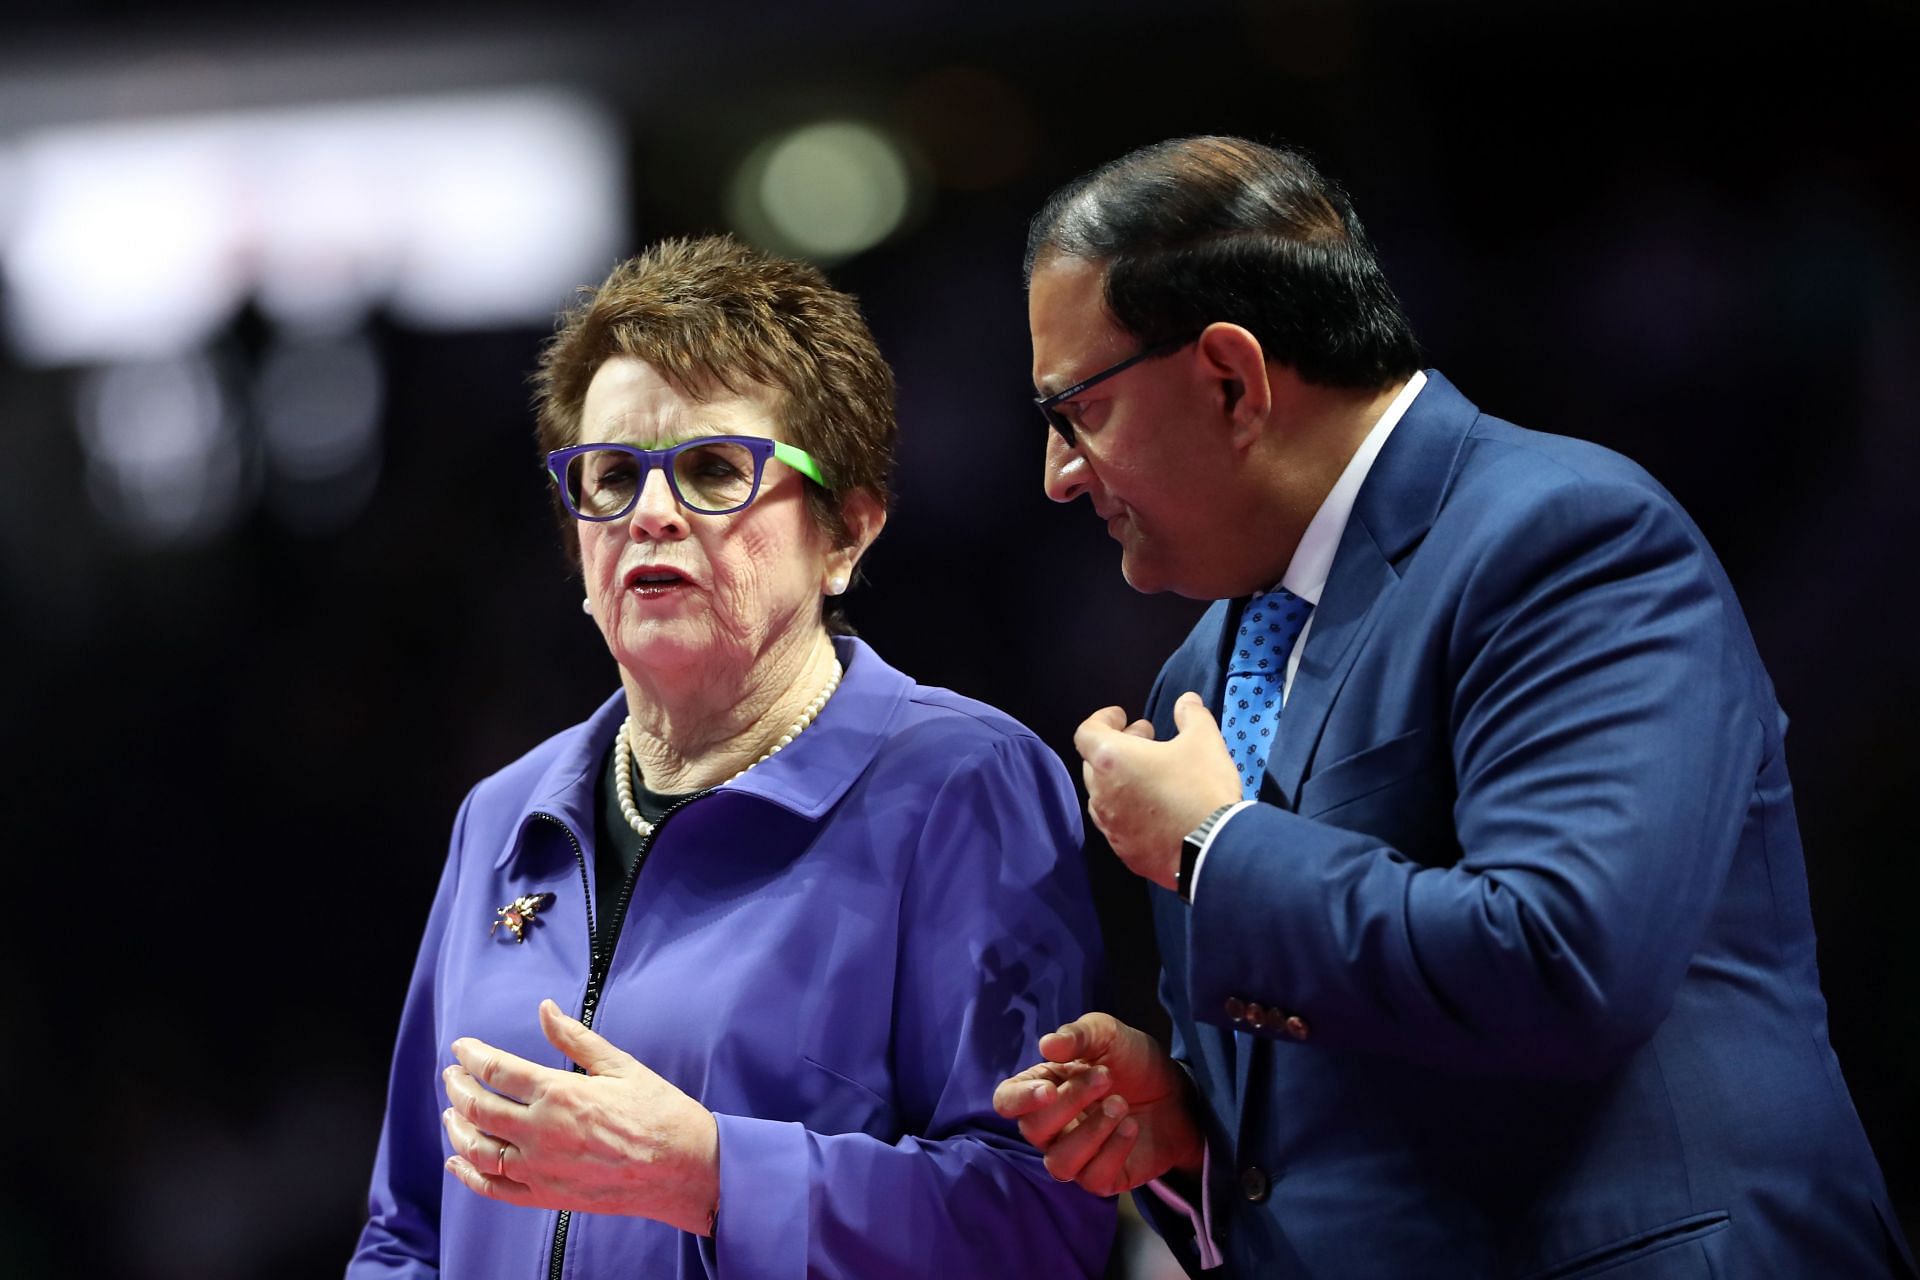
[{"xmin": 627, "ymin": 466, "xmax": 688, "ymax": 539}]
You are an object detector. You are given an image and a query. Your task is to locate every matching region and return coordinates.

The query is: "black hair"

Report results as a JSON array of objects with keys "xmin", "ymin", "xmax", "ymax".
[{"xmin": 1025, "ymin": 136, "xmax": 1420, "ymax": 389}]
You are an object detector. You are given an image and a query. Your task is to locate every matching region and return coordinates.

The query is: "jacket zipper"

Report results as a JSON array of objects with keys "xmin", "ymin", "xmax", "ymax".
[{"xmin": 539, "ymin": 789, "xmax": 710, "ymax": 1280}]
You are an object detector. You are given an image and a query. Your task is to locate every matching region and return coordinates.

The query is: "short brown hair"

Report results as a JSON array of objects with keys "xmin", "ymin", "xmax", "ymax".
[{"xmin": 532, "ymin": 236, "xmax": 896, "ymax": 588}]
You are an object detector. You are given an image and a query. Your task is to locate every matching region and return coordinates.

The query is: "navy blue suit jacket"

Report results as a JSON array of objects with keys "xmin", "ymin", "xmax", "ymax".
[{"xmin": 1139, "ymin": 372, "xmax": 1913, "ymax": 1278}]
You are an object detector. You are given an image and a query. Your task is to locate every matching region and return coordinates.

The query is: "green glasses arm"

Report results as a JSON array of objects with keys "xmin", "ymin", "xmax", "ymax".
[{"xmin": 773, "ymin": 440, "xmax": 829, "ymax": 487}]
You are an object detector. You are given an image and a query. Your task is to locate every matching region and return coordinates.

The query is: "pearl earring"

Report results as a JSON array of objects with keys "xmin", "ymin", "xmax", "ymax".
[
  {"xmin": 581, "ymin": 597, "xmax": 593, "ymax": 615},
  {"xmin": 826, "ymin": 577, "xmax": 848, "ymax": 597}
]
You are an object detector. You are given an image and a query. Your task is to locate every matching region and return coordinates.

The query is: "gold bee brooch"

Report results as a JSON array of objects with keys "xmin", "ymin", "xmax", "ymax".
[{"xmin": 490, "ymin": 892, "xmax": 556, "ymax": 943}]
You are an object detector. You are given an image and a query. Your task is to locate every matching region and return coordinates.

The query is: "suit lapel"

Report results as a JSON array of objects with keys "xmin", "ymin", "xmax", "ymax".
[
  {"xmin": 1267, "ymin": 538, "xmax": 1397, "ymax": 808},
  {"xmin": 1266, "ymin": 371, "xmax": 1480, "ymax": 810},
  {"xmin": 1193, "ymin": 603, "xmax": 1237, "ymax": 719}
]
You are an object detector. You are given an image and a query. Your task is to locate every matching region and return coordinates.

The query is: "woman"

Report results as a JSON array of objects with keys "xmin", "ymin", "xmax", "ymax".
[{"xmin": 346, "ymin": 237, "xmax": 1114, "ymax": 1278}]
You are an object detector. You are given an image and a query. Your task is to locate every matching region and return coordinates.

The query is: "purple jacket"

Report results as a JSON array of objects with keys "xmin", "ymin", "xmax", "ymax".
[{"xmin": 347, "ymin": 637, "xmax": 1115, "ymax": 1278}]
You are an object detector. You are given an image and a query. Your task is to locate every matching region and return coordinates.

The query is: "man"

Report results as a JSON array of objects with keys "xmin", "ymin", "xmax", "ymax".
[{"xmin": 994, "ymin": 136, "xmax": 1914, "ymax": 1278}]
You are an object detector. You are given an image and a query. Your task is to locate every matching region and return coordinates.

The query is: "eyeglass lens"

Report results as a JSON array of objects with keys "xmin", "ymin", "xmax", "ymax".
[
  {"xmin": 564, "ymin": 441, "xmax": 761, "ymax": 516},
  {"xmin": 1039, "ymin": 403, "xmax": 1074, "ymax": 446}
]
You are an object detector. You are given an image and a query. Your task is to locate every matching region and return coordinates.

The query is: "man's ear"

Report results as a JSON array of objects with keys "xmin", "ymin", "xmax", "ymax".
[{"xmin": 1194, "ymin": 323, "xmax": 1272, "ymax": 448}]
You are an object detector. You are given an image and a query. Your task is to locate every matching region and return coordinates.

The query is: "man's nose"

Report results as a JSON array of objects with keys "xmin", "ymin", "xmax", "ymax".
[
  {"xmin": 1042, "ymin": 431, "xmax": 1090, "ymax": 504},
  {"xmin": 627, "ymin": 466, "xmax": 688, "ymax": 539}
]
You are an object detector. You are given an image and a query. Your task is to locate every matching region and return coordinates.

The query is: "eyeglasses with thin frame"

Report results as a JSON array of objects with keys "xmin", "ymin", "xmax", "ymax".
[
  {"xmin": 1033, "ymin": 332, "xmax": 1200, "ymax": 447},
  {"xmin": 545, "ymin": 435, "xmax": 829, "ymax": 521}
]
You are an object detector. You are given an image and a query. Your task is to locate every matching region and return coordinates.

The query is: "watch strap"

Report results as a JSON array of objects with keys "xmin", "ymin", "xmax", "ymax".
[{"xmin": 1178, "ymin": 802, "xmax": 1238, "ymax": 903}]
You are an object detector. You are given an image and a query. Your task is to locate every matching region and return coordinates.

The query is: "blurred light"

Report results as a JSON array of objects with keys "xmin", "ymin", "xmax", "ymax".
[
  {"xmin": 728, "ymin": 120, "xmax": 916, "ymax": 264},
  {"xmin": 256, "ymin": 333, "xmax": 384, "ymax": 536},
  {"xmin": 76, "ymin": 355, "xmax": 244, "ymax": 546},
  {"xmin": 2, "ymin": 87, "xmax": 625, "ymax": 364},
  {"xmin": 896, "ymin": 67, "xmax": 1039, "ymax": 191},
  {"xmin": 7, "ymin": 131, "xmax": 240, "ymax": 363},
  {"xmin": 0, "ymin": 145, "xmax": 23, "ymax": 247},
  {"xmin": 386, "ymin": 95, "xmax": 624, "ymax": 329},
  {"xmin": 257, "ymin": 335, "xmax": 382, "ymax": 484}
]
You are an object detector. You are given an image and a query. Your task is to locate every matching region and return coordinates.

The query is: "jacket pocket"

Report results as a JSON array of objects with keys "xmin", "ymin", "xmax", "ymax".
[
  {"xmin": 1522, "ymin": 1211, "xmax": 1730, "ymax": 1280},
  {"xmin": 1297, "ymin": 726, "xmax": 1459, "ymax": 864},
  {"xmin": 1298, "ymin": 725, "xmax": 1437, "ymax": 818}
]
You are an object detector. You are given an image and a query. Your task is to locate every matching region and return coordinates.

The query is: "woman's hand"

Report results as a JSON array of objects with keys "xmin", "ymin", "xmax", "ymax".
[{"xmin": 440, "ymin": 998, "xmax": 720, "ymax": 1235}]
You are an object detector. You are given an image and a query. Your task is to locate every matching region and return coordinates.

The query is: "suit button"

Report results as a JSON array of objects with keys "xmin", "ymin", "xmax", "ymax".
[
  {"xmin": 1284, "ymin": 1015, "xmax": 1311, "ymax": 1041},
  {"xmin": 1224, "ymin": 996, "xmax": 1246, "ymax": 1023},
  {"xmin": 1239, "ymin": 1165, "xmax": 1270, "ymax": 1203}
]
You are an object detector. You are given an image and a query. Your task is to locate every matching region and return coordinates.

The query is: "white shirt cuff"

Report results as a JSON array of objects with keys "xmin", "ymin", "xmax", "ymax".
[
  {"xmin": 1187, "ymin": 800, "xmax": 1256, "ymax": 906},
  {"xmin": 1144, "ymin": 1141, "xmax": 1223, "ymax": 1269}
]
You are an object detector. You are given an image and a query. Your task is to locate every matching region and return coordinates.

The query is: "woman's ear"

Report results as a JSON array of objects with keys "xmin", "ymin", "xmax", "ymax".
[
  {"xmin": 1195, "ymin": 323, "xmax": 1273, "ymax": 449},
  {"xmin": 827, "ymin": 488, "xmax": 888, "ymax": 590}
]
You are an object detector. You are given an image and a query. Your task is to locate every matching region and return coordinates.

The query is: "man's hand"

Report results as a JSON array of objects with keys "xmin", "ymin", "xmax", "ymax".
[
  {"xmin": 993, "ymin": 1012, "xmax": 1203, "ymax": 1197},
  {"xmin": 440, "ymin": 999, "xmax": 719, "ymax": 1235},
  {"xmin": 1074, "ymin": 691, "xmax": 1241, "ymax": 889}
]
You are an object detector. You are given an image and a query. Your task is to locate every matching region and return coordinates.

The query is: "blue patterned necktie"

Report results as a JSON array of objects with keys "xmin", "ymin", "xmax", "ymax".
[{"xmin": 1222, "ymin": 587, "xmax": 1315, "ymax": 799}]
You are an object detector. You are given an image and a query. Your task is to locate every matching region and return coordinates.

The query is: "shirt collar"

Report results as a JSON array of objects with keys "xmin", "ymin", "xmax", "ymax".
[{"xmin": 1279, "ymin": 370, "xmax": 1427, "ymax": 605}]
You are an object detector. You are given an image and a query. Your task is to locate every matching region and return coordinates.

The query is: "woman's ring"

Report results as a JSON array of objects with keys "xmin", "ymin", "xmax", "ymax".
[{"xmin": 495, "ymin": 1141, "xmax": 511, "ymax": 1177}]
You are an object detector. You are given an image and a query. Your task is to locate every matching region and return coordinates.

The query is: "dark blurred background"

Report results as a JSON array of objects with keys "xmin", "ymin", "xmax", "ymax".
[{"xmin": 3, "ymin": 1, "xmax": 1915, "ymax": 1275}]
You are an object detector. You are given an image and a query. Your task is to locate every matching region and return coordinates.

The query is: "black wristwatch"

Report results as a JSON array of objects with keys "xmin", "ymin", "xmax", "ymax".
[{"xmin": 1177, "ymin": 803, "xmax": 1238, "ymax": 903}]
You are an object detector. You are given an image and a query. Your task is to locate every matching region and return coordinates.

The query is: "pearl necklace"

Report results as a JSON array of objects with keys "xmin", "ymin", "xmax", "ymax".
[{"xmin": 613, "ymin": 657, "xmax": 844, "ymax": 839}]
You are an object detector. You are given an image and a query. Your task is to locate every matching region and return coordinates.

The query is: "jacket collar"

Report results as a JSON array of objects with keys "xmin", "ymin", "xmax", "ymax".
[
  {"xmin": 496, "ymin": 635, "xmax": 906, "ymax": 869},
  {"xmin": 1261, "ymin": 369, "xmax": 1478, "ymax": 807},
  {"xmin": 1348, "ymin": 369, "xmax": 1476, "ymax": 568},
  {"xmin": 721, "ymin": 635, "xmax": 909, "ymax": 819}
]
